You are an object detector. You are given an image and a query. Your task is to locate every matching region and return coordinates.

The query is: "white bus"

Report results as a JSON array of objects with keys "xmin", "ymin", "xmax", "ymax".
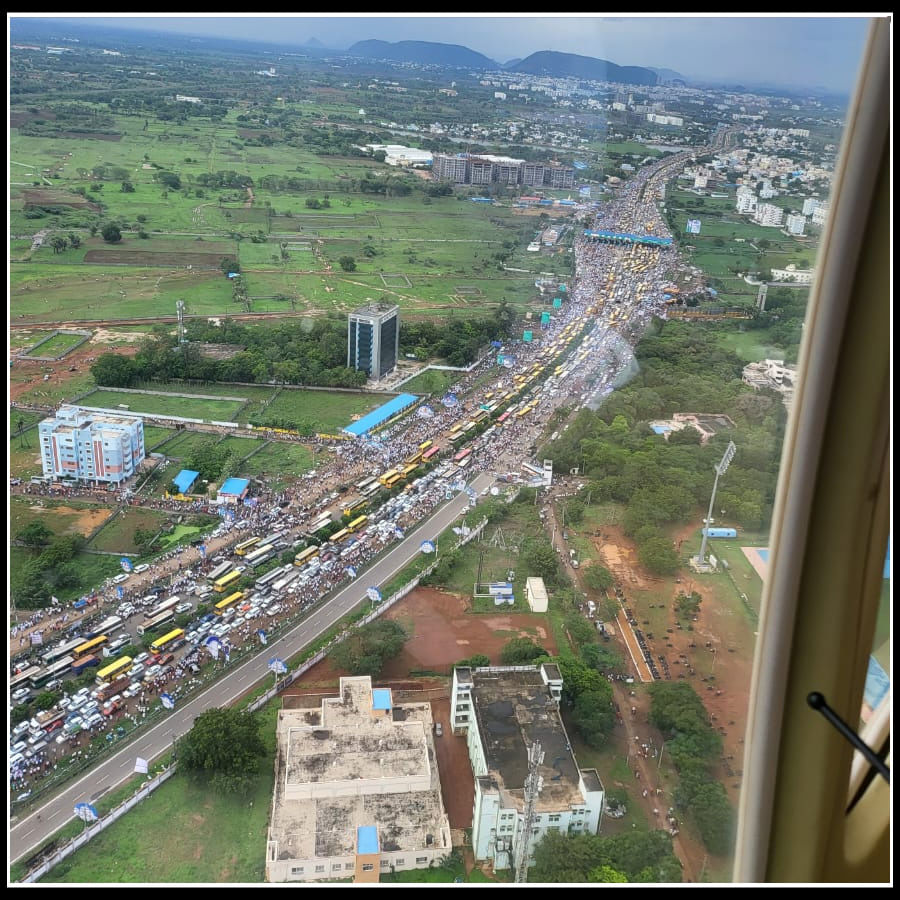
[
  {"xmin": 207, "ymin": 561, "xmax": 234, "ymax": 583},
  {"xmin": 255, "ymin": 567, "xmax": 286, "ymax": 590}
]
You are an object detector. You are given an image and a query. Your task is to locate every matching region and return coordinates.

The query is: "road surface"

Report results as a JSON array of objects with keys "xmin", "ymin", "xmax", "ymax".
[{"xmin": 10, "ymin": 471, "xmax": 492, "ymax": 864}]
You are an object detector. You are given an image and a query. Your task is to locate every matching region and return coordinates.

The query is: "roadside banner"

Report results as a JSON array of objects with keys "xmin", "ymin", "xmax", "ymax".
[
  {"xmin": 116, "ymin": 586, "xmax": 124, "ymax": 599},
  {"xmin": 345, "ymin": 565, "xmax": 357, "ymax": 578},
  {"xmin": 160, "ymin": 693, "xmax": 175, "ymax": 711},
  {"xmin": 120, "ymin": 557, "xmax": 133, "ymax": 573},
  {"xmin": 417, "ymin": 405, "xmax": 434, "ymax": 419},
  {"xmin": 74, "ymin": 803, "xmax": 100, "ymax": 823},
  {"xmin": 134, "ymin": 758, "xmax": 149, "ymax": 774},
  {"xmin": 257, "ymin": 629, "xmax": 267, "ymax": 646},
  {"xmin": 51, "ymin": 596, "xmax": 60, "ymax": 606},
  {"xmin": 205, "ymin": 636, "xmax": 222, "ymax": 660},
  {"xmin": 441, "ymin": 393, "xmax": 459, "ymax": 408},
  {"xmin": 394, "ymin": 527, "xmax": 404, "ymax": 540},
  {"xmin": 268, "ymin": 657, "xmax": 287, "ymax": 675},
  {"xmin": 420, "ymin": 540, "xmax": 436, "ymax": 554},
  {"xmin": 199, "ymin": 545, "xmax": 207, "ymax": 559},
  {"xmin": 366, "ymin": 586, "xmax": 382, "ymax": 604},
  {"xmin": 30, "ymin": 631, "xmax": 43, "ymax": 646}
]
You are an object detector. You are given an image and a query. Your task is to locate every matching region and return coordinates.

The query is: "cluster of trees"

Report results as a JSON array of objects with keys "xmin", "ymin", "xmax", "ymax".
[
  {"xmin": 91, "ymin": 318, "xmax": 367, "ymax": 390},
  {"xmin": 548, "ymin": 323, "xmax": 786, "ymax": 573},
  {"xmin": 177, "ymin": 440, "xmax": 245, "ymax": 487},
  {"xmin": 12, "ymin": 527, "xmax": 89, "ymax": 609},
  {"xmin": 194, "ymin": 170, "xmax": 254, "ymax": 190},
  {"xmin": 530, "ymin": 828, "xmax": 682, "ymax": 883},
  {"xmin": 499, "ymin": 637, "xmax": 546, "ymax": 666},
  {"xmin": 18, "ymin": 102, "xmax": 117, "ymax": 137},
  {"xmin": 649, "ymin": 682, "xmax": 735, "ymax": 856},
  {"xmin": 329, "ymin": 619, "xmax": 407, "ymax": 678},
  {"xmin": 398, "ymin": 301, "xmax": 517, "ymax": 367},
  {"xmin": 177, "ymin": 707, "xmax": 266, "ymax": 796}
]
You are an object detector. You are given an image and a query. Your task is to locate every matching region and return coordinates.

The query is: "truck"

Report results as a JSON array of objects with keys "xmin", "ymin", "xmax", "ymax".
[
  {"xmin": 95, "ymin": 676, "xmax": 130, "ymax": 703},
  {"xmin": 35, "ymin": 709, "xmax": 66, "ymax": 732}
]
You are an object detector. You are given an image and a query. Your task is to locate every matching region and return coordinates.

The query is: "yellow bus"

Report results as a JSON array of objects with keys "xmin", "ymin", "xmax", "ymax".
[
  {"xmin": 400, "ymin": 463, "xmax": 419, "ymax": 478},
  {"xmin": 342, "ymin": 498, "xmax": 368, "ymax": 518},
  {"xmin": 330, "ymin": 528, "xmax": 351, "ymax": 544},
  {"xmin": 448, "ymin": 422, "xmax": 465, "ymax": 435},
  {"xmin": 234, "ymin": 537, "xmax": 261, "ymax": 557},
  {"xmin": 73, "ymin": 635, "xmax": 108, "ymax": 659},
  {"xmin": 95, "ymin": 656, "xmax": 133, "ymax": 685},
  {"xmin": 404, "ymin": 450, "xmax": 423, "ymax": 466},
  {"xmin": 384, "ymin": 473, "xmax": 402, "ymax": 488},
  {"xmin": 294, "ymin": 546, "xmax": 319, "ymax": 567},
  {"xmin": 214, "ymin": 570, "xmax": 242, "ymax": 593},
  {"xmin": 483, "ymin": 392, "xmax": 494, "ymax": 401},
  {"xmin": 449, "ymin": 431, "xmax": 466, "ymax": 445},
  {"xmin": 418, "ymin": 439, "xmax": 433, "ymax": 451},
  {"xmin": 214, "ymin": 592, "xmax": 244, "ymax": 615},
  {"xmin": 378, "ymin": 469, "xmax": 399, "ymax": 486},
  {"xmin": 347, "ymin": 515, "xmax": 368, "ymax": 533},
  {"xmin": 473, "ymin": 410, "xmax": 488, "ymax": 423},
  {"xmin": 150, "ymin": 628, "xmax": 185, "ymax": 654}
]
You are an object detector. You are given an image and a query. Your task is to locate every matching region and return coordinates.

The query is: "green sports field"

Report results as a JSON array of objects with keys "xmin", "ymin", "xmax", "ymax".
[
  {"xmin": 81, "ymin": 389, "xmax": 245, "ymax": 422},
  {"xmin": 260, "ymin": 388, "xmax": 384, "ymax": 433}
]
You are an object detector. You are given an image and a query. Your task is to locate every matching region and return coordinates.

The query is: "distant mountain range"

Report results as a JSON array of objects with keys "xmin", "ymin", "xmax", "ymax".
[
  {"xmin": 509, "ymin": 51, "xmax": 657, "ymax": 86},
  {"xmin": 347, "ymin": 40, "xmax": 496, "ymax": 69}
]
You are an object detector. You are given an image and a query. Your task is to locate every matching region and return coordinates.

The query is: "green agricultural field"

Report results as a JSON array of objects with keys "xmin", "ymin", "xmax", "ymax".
[
  {"xmin": 154, "ymin": 430, "xmax": 224, "ymax": 459},
  {"xmin": 24, "ymin": 331, "xmax": 87, "ymax": 358},
  {"xmin": 238, "ymin": 442, "xmax": 317, "ymax": 486},
  {"xmin": 716, "ymin": 330, "xmax": 789, "ymax": 362},
  {"xmin": 260, "ymin": 388, "xmax": 384, "ymax": 433},
  {"xmin": 88, "ymin": 507, "xmax": 174, "ymax": 555},
  {"xmin": 82, "ymin": 390, "xmax": 244, "ymax": 422},
  {"xmin": 10, "ymin": 367, "xmax": 95, "ymax": 407},
  {"xmin": 214, "ymin": 435, "xmax": 260, "ymax": 458},
  {"xmin": 39, "ymin": 703, "xmax": 280, "ymax": 883},
  {"xmin": 10, "ymin": 408, "xmax": 44, "ymax": 434},
  {"xmin": 141, "ymin": 425, "xmax": 177, "ymax": 449}
]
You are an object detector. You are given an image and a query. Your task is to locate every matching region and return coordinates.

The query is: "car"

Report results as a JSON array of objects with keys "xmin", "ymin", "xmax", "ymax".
[
  {"xmin": 232, "ymin": 615, "xmax": 246, "ymax": 628},
  {"xmin": 123, "ymin": 682, "xmax": 142, "ymax": 698},
  {"xmin": 174, "ymin": 601, "xmax": 193, "ymax": 614},
  {"xmin": 55, "ymin": 733, "xmax": 69, "ymax": 746},
  {"xmin": 197, "ymin": 622, "xmax": 212, "ymax": 637},
  {"xmin": 235, "ymin": 565, "xmax": 247, "ymax": 574},
  {"xmin": 27, "ymin": 731, "xmax": 45, "ymax": 746},
  {"xmin": 81, "ymin": 700, "xmax": 99, "ymax": 716},
  {"xmin": 134, "ymin": 563, "xmax": 150, "ymax": 574},
  {"xmin": 132, "ymin": 652, "xmax": 149, "ymax": 665},
  {"xmin": 186, "ymin": 630, "xmax": 199, "ymax": 644},
  {"xmin": 143, "ymin": 664, "xmax": 163, "ymax": 682},
  {"xmin": 12, "ymin": 722, "xmax": 29, "ymax": 738},
  {"xmin": 200, "ymin": 613, "xmax": 216, "ymax": 624},
  {"xmin": 268, "ymin": 604, "xmax": 283, "ymax": 615},
  {"xmin": 128, "ymin": 663, "xmax": 146, "ymax": 679},
  {"xmin": 12, "ymin": 687, "xmax": 31, "ymax": 702},
  {"xmin": 113, "ymin": 573, "xmax": 130, "ymax": 584},
  {"xmin": 16, "ymin": 790, "xmax": 32, "ymax": 803},
  {"xmin": 45, "ymin": 719, "xmax": 64, "ymax": 734},
  {"xmin": 10, "ymin": 740, "xmax": 27, "ymax": 755},
  {"xmin": 85, "ymin": 713, "xmax": 104, "ymax": 729}
]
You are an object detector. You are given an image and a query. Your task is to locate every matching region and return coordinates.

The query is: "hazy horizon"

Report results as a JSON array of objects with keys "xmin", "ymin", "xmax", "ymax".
[{"xmin": 11, "ymin": 14, "xmax": 871, "ymax": 93}]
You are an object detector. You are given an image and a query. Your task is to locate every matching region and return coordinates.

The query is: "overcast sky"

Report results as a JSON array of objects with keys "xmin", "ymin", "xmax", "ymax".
[{"xmin": 15, "ymin": 14, "xmax": 872, "ymax": 91}]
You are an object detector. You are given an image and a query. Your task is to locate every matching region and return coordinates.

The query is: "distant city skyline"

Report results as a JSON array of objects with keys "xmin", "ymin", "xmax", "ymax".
[{"xmin": 12, "ymin": 14, "xmax": 872, "ymax": 92}]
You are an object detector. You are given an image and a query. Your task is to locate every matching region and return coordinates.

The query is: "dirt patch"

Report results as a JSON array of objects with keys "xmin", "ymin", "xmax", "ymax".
[
  {"xmin": 10, "ymin": 109, "xmax": 56, "ymax": 127},
  {"xmin": 591, "ymin": 525, "xmax": 660, "ymax": 590},
  {"xmin": 237, "ymin": 128, "xmax": 280, "ymax": 140},
  {"xmin": 55, "ymin": 131, "xmax": 122, "ymax": 141},
  {"xmin": 22, "ymin": 189, "xmax": 100, "ymax": 210},
  {"xmin": 431, "ymin": 696, "xmax": 475, "ymax": 829},
  {"xmin": 90, "ymin": 329, "xmax": 148, "ymax": 344},
  {"xmin": 379, "ymin": 586, "xmax": 558, "ymax": 677},
  {"xmin": 83, "ymin": 250, "xmax": 228, "ymax": 267},
  {"xmin": 25, "ymin": 502, "xmax": 113, "ymax": 535}
]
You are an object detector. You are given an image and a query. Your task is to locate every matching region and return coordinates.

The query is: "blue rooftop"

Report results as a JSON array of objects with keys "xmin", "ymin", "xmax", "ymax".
[
  {"xmin": 357, "ymin": 826, "xmax": 379, "ymax": 855},
  {"xmin": 172, "ymin": 469, "xmax": 199, "ymax": 494},
  {"xmin": 583, "ymin": 229, "xmax": 673, "ymax": 248},
  {"xmin": 343, "ymin": 393, "xmax": 418, "ymax": 437},
  {"xmin": 372, "ymin": 688, "xmax": 392, "ymax": 711},
  {"xmin": 219, "ymin": 477, "xmax": 250, "ymax": 496}
]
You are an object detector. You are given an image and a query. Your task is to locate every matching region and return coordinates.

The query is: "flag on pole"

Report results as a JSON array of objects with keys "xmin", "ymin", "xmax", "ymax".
[
  {"xmin": 30, "ymin": 631, "xmax": 44, "ymax": 646},
  {"xmin": 199, "ymin": 544, "xmax": 207, "ymax": 559},
  {"xmin": 116, "ymin": 585, "xmax": 124, "ymax": 599},
  {"xmin": 394, "ymin": 527, "xmax": 404, "ymax": 540},
  {"xmin": 205, "ymin": 636, "xmax": 222, "ymax": 660},
  {"xmin": 134, "ymin": 758, "xmax": 149, "ymax": 774},
  {"xmin": 345, "ymin": 565, "xmax": 357, "ymax": 578},
  {"xmin": 268, "ymin": 657, "xmax": 287, "ymax": 675},
  {"xmin": 160, "ymin": 693, "xmax": 175, "ymax": 711},
  {"xmin": 366, "ymin": 586, "xmax": 382, "ymax": 604},
  {"xmin": 420, "ymin": 540, "xmax": 436, "ymax": 554},
  {"xmin": 120, "ymin": 557, "xmax": 133, "ymax": 573},
  {"xmin": 51, "ymin": 596, "xmax": 60, "ymax": 606},
  {"xmin": 257, "ymin": 629, "xmax": 267, "ymax": 646}
]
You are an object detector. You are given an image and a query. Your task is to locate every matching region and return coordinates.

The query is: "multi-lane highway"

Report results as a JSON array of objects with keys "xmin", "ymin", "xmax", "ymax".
[{"xmin": 10, "ymin": 471, "xmax": 493, "ymax": 864}]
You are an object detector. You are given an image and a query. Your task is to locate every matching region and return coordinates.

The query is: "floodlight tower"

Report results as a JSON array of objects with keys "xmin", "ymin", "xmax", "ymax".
[
  {"xmin": 514, "ymin": 741, "xmax": 544, "ymax": 884},
  {"xmin": 697, "ymin": 441, "xmax": 737, "ymax": 566}
]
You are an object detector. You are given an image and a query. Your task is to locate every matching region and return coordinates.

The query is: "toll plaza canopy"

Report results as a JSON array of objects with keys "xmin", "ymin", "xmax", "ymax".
[
  {"xmin": 343, "ymin": 393, "xmax": 418, "ymax": 438},
  {"xmin": 583, "ymin": 229, "xmax": 673, "ymax": 248}
]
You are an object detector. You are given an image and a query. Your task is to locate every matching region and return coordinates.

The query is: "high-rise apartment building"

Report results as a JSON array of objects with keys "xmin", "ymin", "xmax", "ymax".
[
  {"xmin": 430, "ymin": 153, "xmax": 468, "ymax": 183},
  {"xmin": 785, "ymin": 213, "xmax": 806, "ymax": 235},
  {"xmin": 753, "ymin": 202, "xmax": 784, "ymax": 227},
  {"xmin": 348, "ymin": 303, "xmax": 399, "ymax": 380},
  {"xmin": 38, "ymin": 406, "xmax": 145, "ymax": 485},
  {"xmin": 431, "ymin": 153, "xmax": 574, "ymax": 189}
]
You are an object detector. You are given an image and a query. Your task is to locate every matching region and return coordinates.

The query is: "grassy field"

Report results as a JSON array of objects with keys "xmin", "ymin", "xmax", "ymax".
[
  {"xmin": 715, "ymin": 330, "xmax": 789, "ymax": 362},
  {"xmin": 238, "ymin": 441, "xmax": 317, "ymax": 486},
  {"xmin": 10, "ymin": 496, "xmax": 114, "ymax": 541},
  {"xmin": 9, "ymin": 434, "xmax": 45, "ymax": 479},
  {"xmin": 39, "ymin": 703, "xmax": 280, "ymax": 883},
  {"xmin": 141, "ymin": 425, "xmax": 178, "ymax": 449},
  {"xmin": 260, "ymin": 388, "xmax": 384, "ymax": 433},
  {"xmin": 154, "ymin": 430, "xmax": 225, "ymax": 460},
  {"xmin": 398, "ymin": 369, "xmax": 455, "ymax": 395},
  {"xmin": 11, "ymin": 544, "xmax": 124, "ymax": 604},
  {"xmin": 82, "ymin": 390, "xmax": 245, "ymax": 422},
  {"xmin": 24, "ymin": 331, "xmax": 87, "ymax": 358},
  {"xmin": 10, "ymin": 408, "xmax": 45, "ymax": 433},
  {"xmin": 11, "ymin": 367, "xmax": 96, "ymax": 407},
  {"xmin": 215, "ymin": 435, "xmax": 260, "ymax": 458},
  {"xmin": 88, "ymin": 507, "xmax": 173, "ymax": 555}
]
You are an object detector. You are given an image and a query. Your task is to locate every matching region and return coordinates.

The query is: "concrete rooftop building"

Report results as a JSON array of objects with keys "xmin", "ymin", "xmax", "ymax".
[
  {"xmin": 450, "ymin": 665, "xmax": 605, "ymax": 872},
  {"xmin": 266, "ymin": 676, "xmax": 451, "ymax": 883}
]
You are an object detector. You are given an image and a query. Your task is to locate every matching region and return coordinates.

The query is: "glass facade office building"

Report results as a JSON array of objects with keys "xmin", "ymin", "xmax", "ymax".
[{"xmin": 347, "ymin": 304, "xmax": 399, "ymax": 380}]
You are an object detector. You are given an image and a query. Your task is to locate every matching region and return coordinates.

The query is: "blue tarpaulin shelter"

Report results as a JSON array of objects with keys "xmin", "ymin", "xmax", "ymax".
[{"xmin": 172, "ymin": 469, "xmax": 200, "ymax": 494}]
